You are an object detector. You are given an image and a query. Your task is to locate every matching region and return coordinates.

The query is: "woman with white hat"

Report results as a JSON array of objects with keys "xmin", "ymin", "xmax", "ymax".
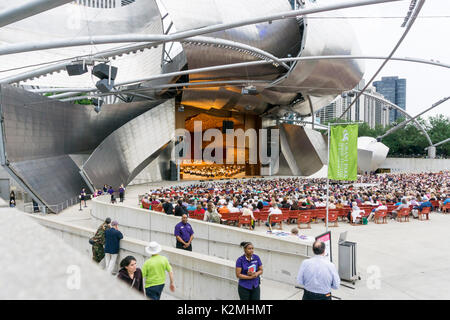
[{"xmin": 142, "ymin": 242, "xmax": 175, "ymax": 300}]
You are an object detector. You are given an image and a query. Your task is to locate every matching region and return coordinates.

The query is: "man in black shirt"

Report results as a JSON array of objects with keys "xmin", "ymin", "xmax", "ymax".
[
  {"xmin": 163, "ymin": 198, "xmax": 174, "ymax": 215},
  {"xmin": 174, "ymin": 200, "xmax": 188, "ymax": 216}
]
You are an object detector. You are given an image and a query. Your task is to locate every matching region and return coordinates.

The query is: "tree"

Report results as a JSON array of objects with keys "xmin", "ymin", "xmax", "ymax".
[{"xmin": 427, "ymin": 114, "xmax": 450, "ymax": 157}]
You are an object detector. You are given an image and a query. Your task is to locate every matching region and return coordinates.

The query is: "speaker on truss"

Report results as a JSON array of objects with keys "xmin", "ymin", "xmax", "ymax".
[
  {"xmin": 95, "ymin": 79, "xmax": 115, "ymax": 93},
  {"xmin": 92, "ymin": 63, "xmax": 118, "ymax": 80},
  {"xmin": 65, "ymin": 62, "xmax": 88, "ymax": 76}
]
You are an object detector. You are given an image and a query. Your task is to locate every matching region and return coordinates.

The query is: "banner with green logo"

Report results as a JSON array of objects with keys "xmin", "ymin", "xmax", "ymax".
[{"xmin": 328, "ymin": 124, "xmax": 358, "ymax": 181}]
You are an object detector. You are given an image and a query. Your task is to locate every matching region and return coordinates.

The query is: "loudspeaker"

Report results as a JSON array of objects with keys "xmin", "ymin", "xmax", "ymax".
[
  {"xmin": 92, "ymin": 63, "xmax": 118, "ymax": 80},
  {"xmin": 222, "ymin": 120, "xmax": 234, "ymax": 133},
  {"xmin": 169, "ymin": 161, "xmax": 178, "ymax": 181},
  {"xmin": 95, "ymin": 79, "xmax": 115, "ymax": 93},
  {"xmin": 66, "ymin": 63, "xmax": 87, "ymax": 76}
]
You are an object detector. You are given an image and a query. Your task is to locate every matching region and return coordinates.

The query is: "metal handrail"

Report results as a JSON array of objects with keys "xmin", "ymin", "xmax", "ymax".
[{"xmin": 23, "ymin": 193, "xmax": 93, "ymax": 214}]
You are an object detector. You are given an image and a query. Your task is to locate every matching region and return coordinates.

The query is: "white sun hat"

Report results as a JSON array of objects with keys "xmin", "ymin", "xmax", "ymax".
[{"xmin": 145, "ymin": 241, "xmax": 162, "ymax": 255}]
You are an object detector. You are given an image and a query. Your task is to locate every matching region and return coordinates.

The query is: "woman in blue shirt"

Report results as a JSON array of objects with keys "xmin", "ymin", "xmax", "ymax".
[{"xmin": 235, "ymin": 241, "xmax": 263, "ymax": 300}]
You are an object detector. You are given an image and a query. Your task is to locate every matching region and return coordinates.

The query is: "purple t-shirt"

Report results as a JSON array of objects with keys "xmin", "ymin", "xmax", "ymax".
[
  {"xmin": 174, "ymin": 222, "xmax": 194, "ymax": 243},
  {"xmin": 236, "ymin": 254, "xmax": 262, "ymax": 290}
]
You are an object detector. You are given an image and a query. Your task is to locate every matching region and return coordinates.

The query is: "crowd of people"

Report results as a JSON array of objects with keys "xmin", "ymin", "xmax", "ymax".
[
  {"xmin": 90, "ymin": 217, "xmax": 176, "ymax": 300},
  {"xmin": 181, "ymin": 164, "xmax": 245, "ymax": 179},
  {"xmin": 90, "ymin": 171, "xmax": 449, "ymax": 300},
  {"xmin": 139, "ymin": 171, "xmax": 449, "ymax": 228},
  {"xmin": 90, "ymin": 215, "xmax": 337, "ymax": 301},
  {"xmin": 91, "ymin": 184, "xmax": 126, "ymax": 204}
]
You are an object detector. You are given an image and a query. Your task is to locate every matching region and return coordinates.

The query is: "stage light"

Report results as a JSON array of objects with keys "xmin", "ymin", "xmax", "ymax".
[
  {"xmin": 92, "ymin": 98, "xmax": 103, "ymax": 114},
  {"xmin": 241, "ymin": 85, "xmax": 258, "ymax": 95}
]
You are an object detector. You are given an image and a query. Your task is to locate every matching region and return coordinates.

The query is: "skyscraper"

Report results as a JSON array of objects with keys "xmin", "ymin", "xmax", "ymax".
[{"xmin": 373, "ymin": 76, "xmax": 406, "ymax": 123}]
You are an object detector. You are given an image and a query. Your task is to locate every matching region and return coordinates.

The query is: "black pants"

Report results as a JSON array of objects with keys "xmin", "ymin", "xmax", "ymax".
[
  {"xmin": 176, "ymin": 241, "xmax": 192, "ymax": 251},
  {"xmin": 302, "ymin": 289, "xmax": 331, "ymax": 300},
  {"xmin": 238, "ymin": 285, "xmax": 260, "ymax": 300},
  {"xmin": 119, "ymin": 193, "xmax": 124, "ymax": 202}
]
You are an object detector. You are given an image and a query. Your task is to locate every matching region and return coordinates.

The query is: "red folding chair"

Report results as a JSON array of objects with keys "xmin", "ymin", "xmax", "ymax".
[
  {"xmin": 398, "ymin": 208, "xmax": 410, "ymax": 222},
  {"xmin": 328, "ymin": 210, "xmax": 339, "ymax": 227},
  {"xmin": 443, "ymin": 203, "xmax": 450, "ymax": 214},
  {"xmin": 418, "ymin": 206, "xmax": 431, "ymax": 220},
  {"xmin": 229, "ymin": 212, "xmax": 240, "ymax": 226},
  {"xmin": 220, "ymin": 211, "xmax": 232, "ymax": 225},
  {"xmin": 297, "ymin": 212, "xmax": 311, "ymax": 229},
  {"xmin": 258, "ymin": 211, "xmax": 269, "ymax": 226},
  {"xmin": 430, "ymin": 200, "xmax": 439, "ymax": 211},
  {"xmin": 268, "ymin": 214, "xmax": 283, "ymax": 230},
  {"xmin": 374, "ymin": 210, "xmax": 387, "ymax": 224},
  {"xmin": 238, "ymin": 215, "xmax": 252, "ymax": 229},
  {"xmin": 141, "ymin": 201, "xmax": 150, "ymax": 210},
  {"xmin": 281, "ymin": 210, "xmax": 290, "ymax": 223},
  {"xmin": 288, "ymin": 210, "xmax": 300, "ymax": 224},
  {"xmin": 314, "ymin": 209, "xmax": 326, "ymax": 224}
]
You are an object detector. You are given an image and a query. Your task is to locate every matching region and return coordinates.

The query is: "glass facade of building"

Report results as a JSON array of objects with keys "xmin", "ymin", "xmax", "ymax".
[{"xmin": 373, "ymin": 76, "xmax": 406, "ymax": 123}]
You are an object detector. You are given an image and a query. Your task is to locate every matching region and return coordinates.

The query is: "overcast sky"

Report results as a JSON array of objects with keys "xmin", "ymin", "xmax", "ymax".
[{"xmin": 326, "ymin": 0, "xmax": 450, "ymax": 120}]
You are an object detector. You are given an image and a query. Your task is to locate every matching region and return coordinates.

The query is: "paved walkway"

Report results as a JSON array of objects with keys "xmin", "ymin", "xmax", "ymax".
[{"xmin": 41, "ymin": 180, "xmax": 450, "ymax": 300}]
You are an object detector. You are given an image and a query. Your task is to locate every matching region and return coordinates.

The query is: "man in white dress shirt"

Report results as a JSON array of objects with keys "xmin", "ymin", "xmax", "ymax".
[{"xmin": 297, "ymin": 241, "xmax": 340, "ymax": 300}]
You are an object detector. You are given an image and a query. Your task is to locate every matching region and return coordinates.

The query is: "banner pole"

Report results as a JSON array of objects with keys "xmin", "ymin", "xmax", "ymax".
[{"xmin": 326, "ymin": 122, "xmax": 330, "ymax": 233}]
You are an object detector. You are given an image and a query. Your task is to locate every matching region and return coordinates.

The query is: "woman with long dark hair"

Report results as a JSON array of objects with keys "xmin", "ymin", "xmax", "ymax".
[
  {"xmin": 117, "ymin": 256, "xmax": 145, "ymax": 295},
  {"xmin": 235, "ymin": 241, "xmax": 263, "ymax": 300}
]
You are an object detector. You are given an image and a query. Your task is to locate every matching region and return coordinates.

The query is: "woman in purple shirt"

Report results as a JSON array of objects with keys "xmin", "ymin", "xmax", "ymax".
[{"xmin": 235, "ymin": 241, "xmax": 263, "ymax": 300}]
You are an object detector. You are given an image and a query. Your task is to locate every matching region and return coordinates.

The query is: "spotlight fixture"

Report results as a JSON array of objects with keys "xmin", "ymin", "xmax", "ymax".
[
  {"xmin": 92, "ymin": 98, "xmax": 103, "ymax": 114},
  {"xmin": 241, "ymin": 85, "xmax": 258, "ymax": 95}
]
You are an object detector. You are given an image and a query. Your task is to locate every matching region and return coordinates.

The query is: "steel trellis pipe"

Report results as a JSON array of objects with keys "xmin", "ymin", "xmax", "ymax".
[
  {"xmin": 378, "ymin": 96, "xmax": 450, "ymax": 140},
  {"xmin": 337, "ymin": 0, "xmax": 426, "ymax": 120},
  {"xmin": 0, "ymin": 0, "xmax": 73, "ymax": 28}
]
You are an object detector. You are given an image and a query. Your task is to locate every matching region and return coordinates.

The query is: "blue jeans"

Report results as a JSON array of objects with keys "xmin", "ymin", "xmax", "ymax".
[{"xmin": 145, "ymin": 284, "xmax": 165, "ymax": 300}]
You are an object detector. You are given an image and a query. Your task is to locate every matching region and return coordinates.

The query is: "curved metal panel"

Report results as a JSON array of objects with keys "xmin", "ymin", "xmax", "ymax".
[
  {"xmin": 357, "ymin": 136, "xmax": 389, "ymax": 173},
  {"xmin": 279, "ymin": 123, "xmax": 327, "ymax": 176},
  {"xmin": 81, "ymin": 99, "xmax": 175, "ymax": 189},
  {"xmin": 161, "ymin": 0, "xmax": 301, "ymax": 113},
  {"xmin": 276, "ymin": 4, "xmax": 365, "ymax": 115},
  {"xmin": 0, "ymin": 0, "xmax": 164, "ymax": 88},
  {"xmin": 0, "ymin": 85, "xmax": 160, "ymax": 210}
]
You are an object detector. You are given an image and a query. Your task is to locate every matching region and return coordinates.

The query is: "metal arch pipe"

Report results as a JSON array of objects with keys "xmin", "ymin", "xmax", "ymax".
[
  {"xmin": 19, "ymin": 54, "xmax": 450, "ymax": 93},
  {"xmin": 355, "ymin": 89, "xmax": 433, "ymax": 146},
  {"xmin": 22, "ymin": 54, "xmax": 450, "ymax": 96},
  {"xmin": 337, "ymin": 0, "xmax": 426, "ymax": 120},
  {"xmin": 57, "ymin": 79, "xmax": 271, "ymax": 102},
  {"xmin": 0, "ymin": 0, "xmax": 405, "ymax": 85},
  {"xmin": 307, "ymin": 96, "xmax": 315, "ymax": 130},
  {"xmin": 425, "ymin": 137, "xmax": 450, "ymax": 150},
  {"xmin": 0, "ymin": 0, "xmax": 73, "ymax": 28},
  {"xmin": 32, "ymin": 54, "xmax": 449, "ymax": 100},
  {"xmin": 279, "ymin": 119, "xmax": 328, "ymax": 130},
  {"xmin": 0, "ymin": 0, "xmax": 403, "ymax": 57},
  {"xmin": 0, "ymin": 35, "xmax": 289, "ymax": 70},
  {"xmin": 378, "ymin": 96, "xmax": 450, "ymax": 140}
]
